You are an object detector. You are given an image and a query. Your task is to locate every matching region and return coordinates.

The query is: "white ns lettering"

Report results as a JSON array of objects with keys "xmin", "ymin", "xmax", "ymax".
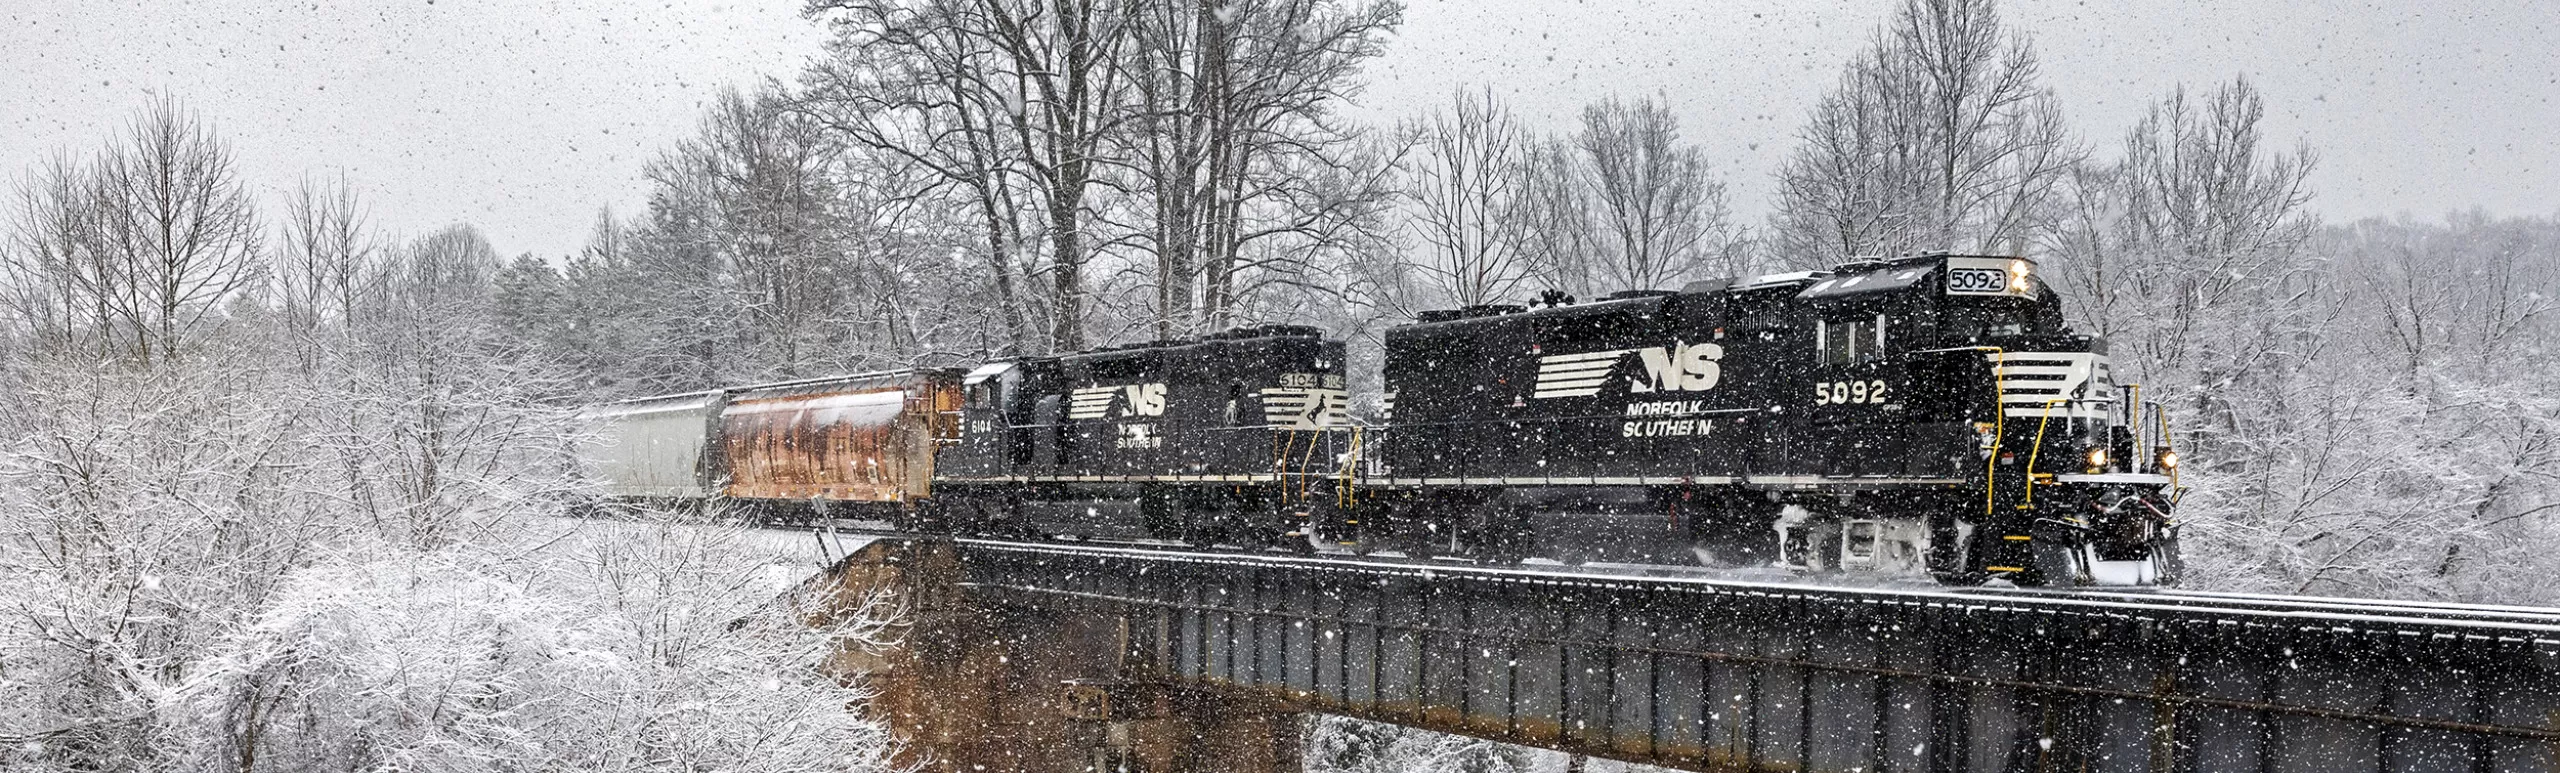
[
  {"xmin": 1125, "ymin": 383, "xmax": 1167, "ymax": 416},
  {"xmin": 1632, "ymin": 342, "xmax": 1723, "ymax": 393}
]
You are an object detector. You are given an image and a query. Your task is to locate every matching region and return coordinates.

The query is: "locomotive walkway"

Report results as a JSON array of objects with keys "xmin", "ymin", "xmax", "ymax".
[{"xmin": 764, "ymin": 527, "xmax": 2560, "ymax": 773}]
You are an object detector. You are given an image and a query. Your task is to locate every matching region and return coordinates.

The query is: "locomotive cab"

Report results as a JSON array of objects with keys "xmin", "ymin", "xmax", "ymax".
[{"xmin": 1800, "ymin": 254, "xmax": 2180, "ymax": 586}]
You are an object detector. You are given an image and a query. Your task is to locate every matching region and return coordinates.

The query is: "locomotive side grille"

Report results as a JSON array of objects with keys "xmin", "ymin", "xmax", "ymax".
[
  {"xmin": 1532, "ymin": 349, "xmax": 1631, "ymax": 399},
  {"xmin": 1260, "ymin": 387, "xmax": 1351, "ymax": 429},
  {"xmin": 1993, "ymin": 352, "xmax": 2117, "ymax": 419}
]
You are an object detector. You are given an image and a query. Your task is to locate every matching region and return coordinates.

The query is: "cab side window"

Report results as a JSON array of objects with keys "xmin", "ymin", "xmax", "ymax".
[{"xmin": 1817, "ymin": 314, "xmax": 1889, "ymax": 367}]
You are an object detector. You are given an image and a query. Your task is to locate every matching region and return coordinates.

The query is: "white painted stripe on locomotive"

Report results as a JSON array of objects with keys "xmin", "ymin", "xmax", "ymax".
[
  {"xmin": 1377, "ymin": 475, "xmax": 1745, "ymax": 486},
  {"xmin": 1744, "ymin": 475, "xmax": 1963, "ymax": 486},
  {"xmin": 939, "ymin": 474, "xmax": 1288, "ymax": 484},
  {"xmin": 937, "ymin": 473, "xmax": 1953, "ymax": 488},
  {"xmin": 1538, "ymin": 350, "xmax": 1626, "ymax": 363},
  {"xmin": 1534, "ymin": 372, "xmax": 1611, "ymax": 384},
  {"xmin": 1535, "ymin": 368, "xmax": 1617, "ymax": 380},
  {"xmin": 1258, "ymin": 387, "xmax": 1351, "ymax": 429},
  {"xmin": 1534, "ymin": 369, "xmax": 1613, "ymax": 382},
  {"xmin": 1992, "ymin": 351, "xmax": 2115, "ymax": 419},
  {"xmin": 1067, "ymin": 386, "xmax": 1118, "ymax": 419},
  {"xmin": 2054, "ymin": 473, "xmax": 2172, "ymax": 484},
  {"xmin": 1531, "ymin": 350, "xmax": 1631, "ymax": 398}
]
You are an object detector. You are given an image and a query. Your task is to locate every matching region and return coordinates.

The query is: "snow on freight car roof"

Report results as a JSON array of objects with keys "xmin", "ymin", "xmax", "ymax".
[
  {"xmin": 722, "ymin": 367, "xmax": 961, "ymax": 400},
  {"xmin": 583, "ymin": 388, "xmax": 723, "ymax": 411},
  {"xmin": 725, "ymin": 389, "xmax": 907, "ymax": 426}
]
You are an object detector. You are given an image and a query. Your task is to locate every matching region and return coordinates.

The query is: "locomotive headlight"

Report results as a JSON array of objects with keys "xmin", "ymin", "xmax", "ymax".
[
  {"xmin": 2086, "ymin": 448, "xmax": 2109, "ymax": 469},
  {"xmin": 2158, "ymin": 450, "xmax": 2179, "ymax": 470},
  {"xmin": 2008, "ymin": 260, "xmax": 2032, "ymax": 292}
]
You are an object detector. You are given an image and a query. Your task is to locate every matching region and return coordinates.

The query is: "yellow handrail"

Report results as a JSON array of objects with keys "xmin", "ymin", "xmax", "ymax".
[
  {"xmin": 2021, "ymin": 398, "xmax": 2066, "ymax": 507},
  {"xmin": 1338, "ymin": 425, "xmax": 1362, "ymax": 507}
]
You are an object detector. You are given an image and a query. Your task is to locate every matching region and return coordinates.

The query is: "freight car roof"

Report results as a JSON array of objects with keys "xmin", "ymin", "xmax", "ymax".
[
  {"xmin": 595, "ymin": 368, "xmax": 967, "ymax": 409},
  {"xmin": 585, "ymin": 389, "xmax": 723, "ymax": 410},
  {"xmin": 726, "ymin": 367, "xmax": 964, "ymax": 400}
]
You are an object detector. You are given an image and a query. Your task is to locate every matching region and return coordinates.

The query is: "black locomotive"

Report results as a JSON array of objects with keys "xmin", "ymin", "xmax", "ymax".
[
  {"xmin": 928, "ymin": 326, "xmax": 1350, "ymax": 547},
  {"xmin": 579, "ymin": 253, "xmax": 2181, "ymax": 587},
  {"xmin": 1340, "ymin": 253, "xmax": 2180, "ymax": 585}
]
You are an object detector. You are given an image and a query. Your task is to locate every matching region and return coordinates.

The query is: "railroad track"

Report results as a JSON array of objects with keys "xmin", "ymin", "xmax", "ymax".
[{"xmin": 771, "ymin": 517, "xmax": 2560, "ymax": 644}]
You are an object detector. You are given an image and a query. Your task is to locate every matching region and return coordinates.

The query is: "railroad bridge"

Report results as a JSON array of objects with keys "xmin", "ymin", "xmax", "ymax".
[{"xmin": 791, "ymin": 533, "xmax": 2560, "ymax": 773}]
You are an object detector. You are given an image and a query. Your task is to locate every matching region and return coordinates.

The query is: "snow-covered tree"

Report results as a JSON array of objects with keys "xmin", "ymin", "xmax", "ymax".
[
  {"xmin": 170, "ymin": 524, "xmax": 900, "ymax": 773},
  {"xmin": 1770, "ymin": 0, "xmax": 2078, "ymax": 265},
  {"xmin": 1, "ymin": 97, "xmax": 266, "ymax": 363},
  {"xmin": 1519, "ymin": 97, "xmax": 1746, "ymax": 298}
]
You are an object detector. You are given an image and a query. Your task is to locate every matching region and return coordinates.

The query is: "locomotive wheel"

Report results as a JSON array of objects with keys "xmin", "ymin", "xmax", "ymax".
[
  {"xmin": 1288, "ymin": 513, "xmax": 1321, "ymax": 556},
  {"xmin": 2026, "ymin": 524, "xmax": 2087, "ymax": 587},
  {"xmin": 1927, "ymin": 519, "xmax": 1988, "ymax": 585},
  {"xmin": 1401, "ymin": 522, "xmax": 1446, "ymax": 560},
  {"xmin": 1478, "ymin": 501, "xmax": 1533, "ymax": 564},
  {"xmin": 1932, "ymin": 569, "xmax": 1991, "ymax": 586},
  {"xmin": 1180, "ymin": 505, "xmax": 1224, "ymax": 549},
  {"xmin": 1479, "ymin": 522, "xmax": 1533, "ymax": 564},
  {"xmin": 2151, "ymin": 533, "xmax": 2184, "ymax": 586},
  {"xmin": 1345, "ymin": 524, "xmax": 1379, "ymax": 556},
  {"xmin": 1235, "ymin": 512, "xmax": 1285, "ymax": 552}
]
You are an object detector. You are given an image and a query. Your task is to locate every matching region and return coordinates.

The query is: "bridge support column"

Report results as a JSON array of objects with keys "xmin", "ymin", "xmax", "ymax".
[{"xmin": 818, "ymin": 540, "xmax": 1299, "ymax": 773}]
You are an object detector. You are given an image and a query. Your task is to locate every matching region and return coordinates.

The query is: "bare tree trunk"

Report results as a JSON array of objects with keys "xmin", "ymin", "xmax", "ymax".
[
  {"xmin": 1, "ymin": 97, "xmax": 261, "ymax": 364},
  {"xmin": 1400, "ymin": 89, "xmax": 1535, "ymax": 309},
  {"xmin": 1772, "ymin": 0, "xmax": 2075, "ymax": 265}
]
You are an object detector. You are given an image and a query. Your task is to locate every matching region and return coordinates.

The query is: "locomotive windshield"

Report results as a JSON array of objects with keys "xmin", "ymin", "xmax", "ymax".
[{"xmin": 1937, "ymin": 297, "xmax": 2061, "ymax": 344}]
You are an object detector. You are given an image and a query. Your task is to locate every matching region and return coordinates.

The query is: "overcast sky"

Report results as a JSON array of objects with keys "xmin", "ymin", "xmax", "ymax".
[{"xmin": 6, "ymin": 0, "xmax": 2554, "ymax": 258}]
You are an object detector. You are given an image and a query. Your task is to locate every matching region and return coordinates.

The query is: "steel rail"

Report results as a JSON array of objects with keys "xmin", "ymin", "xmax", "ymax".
[
  {"xmin": 775, "ymin": 519, "xmax": 2560, "ymax": 637},
  {"xmin": 2008, "ymin": 586, "xmax": 2560, "ymax": 627},
  {"xmin": 946, "ymin": 536, "xmax": 2560, "ymax": 644}
]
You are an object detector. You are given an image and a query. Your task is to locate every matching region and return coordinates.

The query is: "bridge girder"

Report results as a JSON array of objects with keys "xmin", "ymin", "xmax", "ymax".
[{"xmin": 813, "ymin": 537, "xmax": 2560, "ymax": 773}]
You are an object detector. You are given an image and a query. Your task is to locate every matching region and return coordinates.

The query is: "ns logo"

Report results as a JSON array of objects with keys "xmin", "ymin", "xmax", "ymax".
[
  {"xmin": 1068, "ymin": 383, "xmax": 1167, "ymax": 419},
  {"xmin": 1632, "ymin": 342, "xmax": 1722, "ymax": 393},
  {"xmin": 1533, "ymin": 342, "xmax": 1723, "ymax": 399}
]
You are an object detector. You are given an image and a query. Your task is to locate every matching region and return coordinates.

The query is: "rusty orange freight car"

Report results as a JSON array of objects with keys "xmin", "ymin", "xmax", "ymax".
[{"xmin": 719, "ymin": 370, "xmax": 964, "ymax": 506}]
